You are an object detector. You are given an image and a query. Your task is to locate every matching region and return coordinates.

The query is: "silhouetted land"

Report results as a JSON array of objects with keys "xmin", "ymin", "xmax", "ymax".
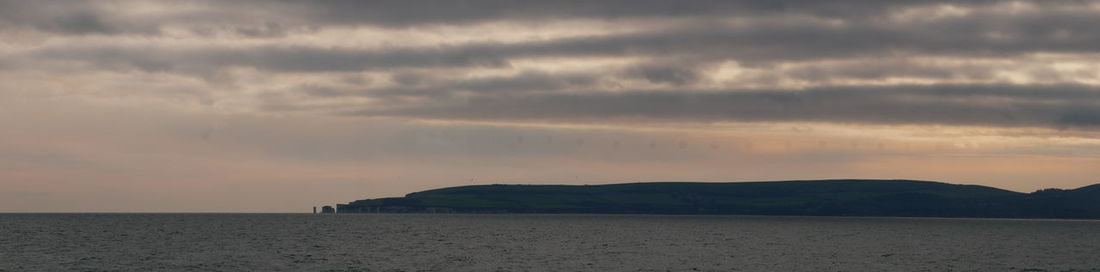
[{"xmin": 335, "ymin": 179, "xmax": 1100, "ymax": 219}]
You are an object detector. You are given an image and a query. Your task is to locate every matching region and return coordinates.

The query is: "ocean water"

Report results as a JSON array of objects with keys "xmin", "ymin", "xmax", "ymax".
[{"xmin": 1, "ymin": 214, "xmax": 1098, "ymax": 272}]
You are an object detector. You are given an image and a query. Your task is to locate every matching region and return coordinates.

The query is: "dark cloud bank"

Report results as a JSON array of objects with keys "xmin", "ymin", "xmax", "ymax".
[
  {"xmin": 1, "ymin": 0, "xmax": 1007, "ymax": 34},
  {"xmin": 349, "ymin": 84, "xmax": 1100, "ymax": 129}
]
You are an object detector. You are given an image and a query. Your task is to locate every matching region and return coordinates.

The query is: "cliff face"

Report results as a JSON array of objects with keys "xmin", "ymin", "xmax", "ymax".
[{"xmin": 334, "ymin": 179, "xmax": 1100, "ymax": 219}]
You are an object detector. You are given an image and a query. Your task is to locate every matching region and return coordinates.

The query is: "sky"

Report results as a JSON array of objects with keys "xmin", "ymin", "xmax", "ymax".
[{"xmin": 3, "ymin": 0, "xmax": 1100, "ymax": 212}]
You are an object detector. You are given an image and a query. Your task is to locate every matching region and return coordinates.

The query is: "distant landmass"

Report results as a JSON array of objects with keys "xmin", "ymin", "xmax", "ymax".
[{"xmin": 333, "ymin": 179, "xmax": 1100, "ymax": 219}]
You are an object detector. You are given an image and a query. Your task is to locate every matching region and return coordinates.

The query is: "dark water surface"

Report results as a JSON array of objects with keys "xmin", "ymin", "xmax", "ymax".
[{"xmin": 1, "ymin": 214, "xmax": 1099, "ymax": 271}]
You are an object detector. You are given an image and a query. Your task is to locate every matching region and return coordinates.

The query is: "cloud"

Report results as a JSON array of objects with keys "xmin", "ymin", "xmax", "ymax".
[
  {"xmin": 10, "ymin": 1, "xmax": 1100, "ymax": 128},
  {"xmin": 630, "ymin": 64, "xmax": 701, "ymax": 86},
  {"xmin": 299, "ymin": 70, "xmax": 600, "ymax": 101},
  {"xmin": 20, "ymin": 10, "xmax": 1100, "ymax": 76},
  {"xmin": 28, "ymin": 44, "xmax": 511, "ymax": 73},
  {"xmin": 349, "ymin": 84, "xmax": 1100, "ymax": 129},
  {"xmin": 0, "ymin": 0, "xmax": 1004, "ymax": 34},
  {"xmin": 0, "ymin": 1, "xmax": 159, "ymax": 35},
  {"xmin": 49, "ymin": 11, "xmax": 118, "ymax": 34}
]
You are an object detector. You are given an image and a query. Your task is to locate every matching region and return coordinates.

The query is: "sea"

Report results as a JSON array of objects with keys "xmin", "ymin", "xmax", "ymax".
[{"xmin": 1, "ymin": 214, "xmax": 1098, "ymax": 272}]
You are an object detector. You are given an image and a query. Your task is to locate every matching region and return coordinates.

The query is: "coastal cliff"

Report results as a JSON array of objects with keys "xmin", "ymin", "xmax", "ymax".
[{"xmin": 335, "ymin": 179, "xmax": 1100, "ymax": 219}]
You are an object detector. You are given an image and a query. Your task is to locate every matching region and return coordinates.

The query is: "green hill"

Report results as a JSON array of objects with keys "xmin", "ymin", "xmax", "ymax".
[{"xmin": 334, "ymin": 179, "xmax": 1100, "ymax": 219}]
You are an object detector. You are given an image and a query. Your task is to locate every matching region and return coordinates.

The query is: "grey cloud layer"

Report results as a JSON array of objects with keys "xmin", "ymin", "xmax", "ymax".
[
  {"xmin": 6, "ymin": 1, "xmax": 1100, "ymax": 131},
  {"xmin": 1, "ymin": 0, "xmax": 1005, "ymax": 34},
  {"xmin": 29, "ymin": 45, "xmax": 508, "ymax": 73},
  {"xmin": 351, "ymin": 85, "xmax": 1100, "ymax": 129},
  {"xmin": 24, "ymin": 11, "xmax": 1100, "ymax": 75}
]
